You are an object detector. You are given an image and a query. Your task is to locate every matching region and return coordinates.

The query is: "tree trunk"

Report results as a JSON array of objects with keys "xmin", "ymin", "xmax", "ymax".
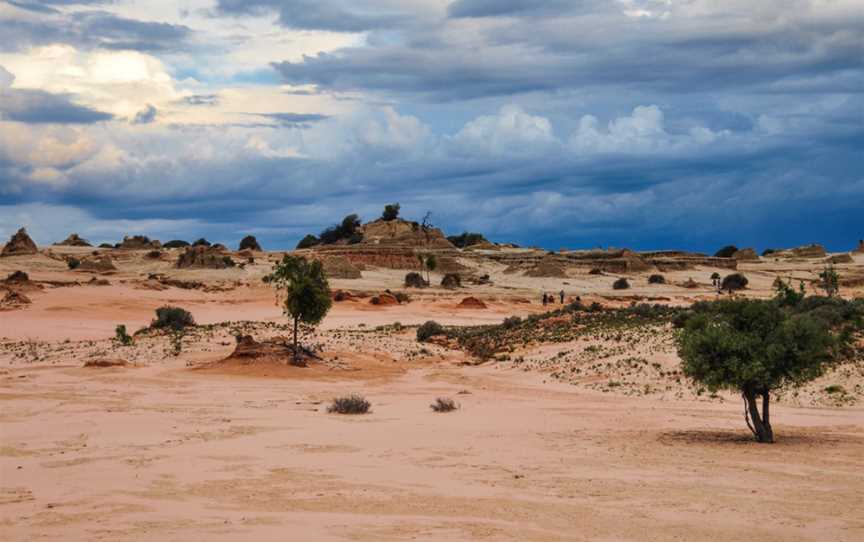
[
  {"xmin": 743, "ymin": 389, "xmax": 774, "ymax": 443},
  {"xmin": 761, "ymin": 389, "xmax": 774, "ymax": 443},
  {"xmin": 292, "ymin": 316, "xmax": 299, "ymax": 365}
]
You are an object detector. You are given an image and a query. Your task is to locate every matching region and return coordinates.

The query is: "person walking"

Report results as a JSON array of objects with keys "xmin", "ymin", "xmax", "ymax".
[{"xmin": 559, "ymin": 290, "xmax": 565, "ymax": 304}]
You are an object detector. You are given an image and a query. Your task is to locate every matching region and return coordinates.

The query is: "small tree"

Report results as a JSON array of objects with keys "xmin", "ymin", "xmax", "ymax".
[
  {"xmin": 381, "ymin": 203, "xmax": 400, "ymax": 221},
  {"xmin": 266, "ymin": 255, "xmax": 332, "ymax": 365},
  {"xmin": 417, "ymin": 253, "xmax": 437, "ymax": 284},
  {"xmin": 714, "ymin": 245, "xmax": 738, "ymax": 258},
  {"xmin": 677, "ymin": 298, "xmax": 837, "ymax": 443},
  {"xmin": 818, "ymin": 265, "xmax": 839, "ymax": 297},
  {"xmin": 721, "ymin": 273, "xmax": 748, "ymax": 292}
]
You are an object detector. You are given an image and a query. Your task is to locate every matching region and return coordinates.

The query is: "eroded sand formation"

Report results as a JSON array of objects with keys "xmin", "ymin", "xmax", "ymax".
[{"xmin": 1, "ymin": 226, "xmax": 862, "ymax": 541}]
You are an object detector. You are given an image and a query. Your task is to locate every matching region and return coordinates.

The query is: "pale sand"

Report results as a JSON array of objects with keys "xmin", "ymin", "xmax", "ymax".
[{"xmin": 1, "ymin": 248, "xmax": 863, "ymax": 540}]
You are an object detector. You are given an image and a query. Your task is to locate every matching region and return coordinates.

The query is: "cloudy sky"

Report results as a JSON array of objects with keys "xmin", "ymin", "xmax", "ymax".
[{"xmin": 0, "ymin": 0, "xmax": 862, "ymax": 251}]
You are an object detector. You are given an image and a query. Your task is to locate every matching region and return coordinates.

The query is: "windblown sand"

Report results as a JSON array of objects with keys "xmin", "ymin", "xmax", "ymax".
[{"xmin": 1, "ymin": 248, "xmax": 862, "ymax": 541}]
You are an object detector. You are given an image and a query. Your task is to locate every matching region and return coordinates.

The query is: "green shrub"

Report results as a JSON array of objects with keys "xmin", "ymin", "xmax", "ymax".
[
  {"xmin": 404, "ymin": 272, "xmax": 427, "ymax": 288},
  {"xmin": 67, "ymin": 258, "xmax": 80, "ymax": 270},
  {"xmin": 447, "ymin": 232, "xmax": 487, "ymax": 249},
  {"xmin": 327, "ymin": 394, "xmax": 371, "ymax": 414},
  {"xmin": 721, "ymin": 273, "xmax": 749, "ymax": 292},
  {"xmin": 381, "ymin": 203, "xmax": 400, "ymax": 221},
  {"xmin": 152, "ymin": 306, "xmax": 195, "ymax": 330},
  {"xmin": 163, "ymin": 240, "xmax": 189, "ymax": 249},
  {"xmin": 114, "ymin": 324, "xmax": 133, "ymax": 346},
  {"xmin": 417, "ymin": 320, "xmax": 444, "ymax": 342},
  {"xmin": 648, "ymin": 274, "xmax": 666, "ymax": 284},
  {"xmin": 222, "ymin": 256, "xmax": 235, "ymax": 267},
  {"xmin": 612, "ymin": 277, "xmax": 630, "ymax": 290},
  {"xmin": 430, "ymin": 397, "xmax": 458, "ymax": 412},
  {"xmin": 589, "ymin": 268, "xmax": 603, "ymax": 275},
  {"xmin": 502, "ymin": 316, "xmax": 522, "ymax": 329}
]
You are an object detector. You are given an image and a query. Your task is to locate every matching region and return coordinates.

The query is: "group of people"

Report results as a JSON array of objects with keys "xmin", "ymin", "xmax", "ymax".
[{"xmin": 542, "ymin": 290, "xmax": 566, "ymax": 306}]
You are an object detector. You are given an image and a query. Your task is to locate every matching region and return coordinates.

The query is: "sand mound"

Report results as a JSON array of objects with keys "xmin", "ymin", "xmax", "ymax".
[
  {"xmin": 370, "ymin": 292, "xmax": 399, "ymax": 306},
  {"xmin": 3, "ymin": 270, "xmax": 42, "ymax": 292},
  {"xmin": 360, "ymin": 218, "xmax": 455, "ymax": 248},
  {"xmin": 525, "ymin": 255, "xmax": 567, "ymax": 278},
  {"xmin": 319, "ymin": 256, "xmax": 362, "ymax": 279},
  {"xmin": 83, "ymin": 359, "xmax": 129, "ymax": 368},
  {"xmin": 733, "ymin": 248, "xmax": 759, "ymax": 260},
  {"xmin": 441, "ymin": 273, "xmax": 462, "ymax": 288},
  {"xmin": 0, "ymin": 290, "xmax": 31, "ymax": 310},
  {"xmin": 1, "ymin": 228, "xmax": 38, "ymax": 257},
  {"xmin": 118, "ymin": 235, "xmax": 161, "ymax": 250},
  {"xmin": 681, "ymin": 278, "xmax": 700, "ymax": 289},
  {"xmin": 4, "ymin": 270, "xmax": 30, "ymax": 284},
  {"xmin": 223, "ymin": 335, "xmax": 310, "ymax": 367},
  {"xmin": 55, "ymin": 233, "xmax": 91, "ymax": 247},
  {"xmin": 77, "ymin": 256, "xmax": 117, "ymax": 273},
  {"xmin": 458, "ymin": 296, "xmax": 487, "ymax": 309},
  {"xmin": 176, "ymin": 246, "xmax": 232, "ymax": 269}
]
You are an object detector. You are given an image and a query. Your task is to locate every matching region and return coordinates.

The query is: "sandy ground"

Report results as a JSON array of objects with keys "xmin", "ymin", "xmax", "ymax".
[{"xmin": 1, "ymin": 247, "xmax": 863, "ymax": 540}]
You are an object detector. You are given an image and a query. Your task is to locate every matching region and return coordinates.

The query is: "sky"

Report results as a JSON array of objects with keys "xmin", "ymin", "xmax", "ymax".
[{"xmin": 0, "ymin": 0, "xmax": 862, "ymax": 252}]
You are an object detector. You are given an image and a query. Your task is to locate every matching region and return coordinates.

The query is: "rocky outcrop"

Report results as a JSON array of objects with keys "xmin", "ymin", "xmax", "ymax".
[
  {"xmin": 370, "ymin": 292, "xmax": 399, "ymax": 305},
  {"xmin": 791, "ymin": 244, "xmax": 827, "ymax": 258},
  {"xmin": 360, "ymin": 219, "xmax": 455, "ymax": 248},
  {"xmin": 1, "ymin": 228, "xmax": 38, "ymax": 257},
  {"xmin": 176, "ymin": 246, "xmax": 232, "ymax": 269},
  {"xmin": 0, "ymin": 290, "xmax": 32, "ymax": 311},
  {"xmin": 525, "ymin": 255, "xmax": 568, "ymax": 278},
  {"xmin": 458, "ymin": 296, "xmax": 487, "ymax": 309},
  {"xmin": 118, "ymin": 235, "xmax": 161, "ymax": 250},
  {"xmin": 854, "ymin": 240, "xmax": 864, "ymax": 253},
  {"xmin": 827, "ymin": 253, "xmax": 854, "ymax": 264},
  {"xmin": 318, "ymin": 256, "xmax": 362, "ymax": 279},
  {"xmin": 733, "ymin": 248, "xmax": 759, "ymax": 261},
  {"xmin": 77, "ymin": 256, "xmax": 117, "ymax": 273},
  {"xmin": 55, "ymin": 233, "xmax": 91, "ymax": 247}
]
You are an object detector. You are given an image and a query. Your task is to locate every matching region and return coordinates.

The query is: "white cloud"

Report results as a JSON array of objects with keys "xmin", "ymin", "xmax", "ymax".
[{"xmin": 450, "ymin": 105, "xmax": 556, "ymax": 156}]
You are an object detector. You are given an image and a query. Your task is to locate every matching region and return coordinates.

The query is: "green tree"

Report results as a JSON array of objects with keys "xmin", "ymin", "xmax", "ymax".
[
  {"xmin": 417, "ymin": 253, "xmax": 437, "ymax": 284},
  {"xmin": 266, "ymin": 255, "xmax": 332, "ymax": 365},
  {"xmin": 818, "ymin": 265, "xmax": 839, "ymax": 297},
  {"xmin": 381, "ymin": 203, "xmax": 400, "ymax": 221},
  {"xmin": 677, "ymin": 298, "xmax": 838, "ymax": 443},
  {"xmin": 296, "ymin": 234, "xmax": 319, "ymax": 249}
]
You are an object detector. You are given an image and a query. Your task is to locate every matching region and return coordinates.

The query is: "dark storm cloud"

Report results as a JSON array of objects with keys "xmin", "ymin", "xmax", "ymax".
[
  {"xmin": 0, "ymin": 9, "xmax": 192, "ymax": 52},
  {"xmin": 214, "ymin": 0, "xmax": 414, "ymax": 32},
  {"xmin": 132, "ymin": 104, "xmax": 157, "ymax": 124},
  {"xmin": 257, "ymin": 112, "xmax": 330, "ymax": 127},
  {"xmin": 447, "ymin": 0, "xmax": 591, "ymax": 18},
  {"xmin": 0, "ymin": 89, "xmax": 113, "ymax": 123},
  {"xmin": 6, "ymin": 0, "xmax": 111, "ymax": 15}
]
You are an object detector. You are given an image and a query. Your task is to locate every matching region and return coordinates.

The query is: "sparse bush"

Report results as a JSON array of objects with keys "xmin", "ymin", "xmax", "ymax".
[
  {"xmin": 114, "ymin": 324, "xmax": 133, "ymax": 346},
  {"xmin": 762, "ymin": 248, "xmax": 780, "ymax": 256},
  {"xmin": 502, "ymin": 316, "xmax": 522, "ymax": 329},
  {"xmin": 328, "ymin": 394, "xmax": 371, "ymax": 414},
  {"xmin": 721, "ymin": 273, "xmax": 749, "ymax": 292},
  {"xmin": 296, "ymin": 234, "xmax": 319, "ymax": 249},
  {"xmin": 648, "ymin": 274, "xmax": 666, "ymax": 284},
  {"xmin": 447, "ymin": 232, "xmax": 487, "ymax": 249},
  {"xmin": 192, "ymin": 238, "xmax": 211, "ymax": 247},
  {"xmin": 67, "ymin": 258, "xmax": 80, "ymax": 270},
  {"xmin": 221, "ymin": 255, "xmax": 235, "ymax": 267},
  {"xmin": 404, "ymin": 272, "xmax": 428, "ymax": 288},
  {"xmin": 146, "ymin": 250, "xmax": 162, "ymax": 259},
  {"xmin": 152, "ymin": 306, "xmax": 195, "ymax": 331},
  {"xmin": 394, "ymin": 292, "xmax": 411, "ymax": 304},
  {"xmin": 98, "ymin": 243, "xmax": 114, "ymax": 249},
  {"xmin": 612, "ymin": 277, "xmax": 630, "ymax": 290},
  {"xmin": 163, "ymin": 240, "xmax": 189, "ymax": 249},
  {"xmin": 714, "ymin": 245, "xmax": 739, "ymax": 258},
  {"xmin": 441, "ymin": 273, "xmax": 461, "ymax": 288},
  {"xmin": 589, "ymin": 268, "xmax": 603, "ymax": 275},
  {"xmin": 430, "ymin": 397, "xmax": 458, "ymax": 412},
  {"xmin": 417, "ymin": 320, "xmax": 444, "ymax": 342}
]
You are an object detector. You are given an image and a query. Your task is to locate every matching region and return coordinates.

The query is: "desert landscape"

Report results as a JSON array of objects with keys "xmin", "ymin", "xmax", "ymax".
[{"xmin": 1, "ymin": 221, "xmax": 862, "ymax": 541}]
